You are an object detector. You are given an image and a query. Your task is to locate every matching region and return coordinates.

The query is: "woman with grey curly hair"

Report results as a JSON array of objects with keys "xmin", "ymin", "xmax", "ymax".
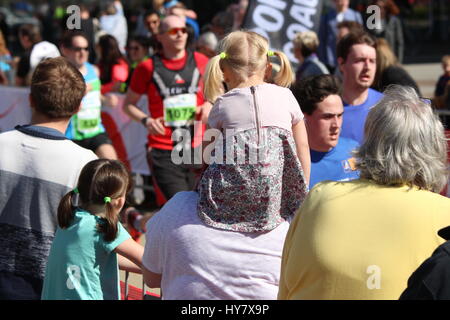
[{"xmin": 278, "ymin": 85, "xmax": 450, "ymax": 300}]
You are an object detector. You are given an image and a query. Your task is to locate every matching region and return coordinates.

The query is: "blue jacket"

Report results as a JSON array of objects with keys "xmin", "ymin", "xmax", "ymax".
[
  {"xmin": 295, "ymin": 54, "xmax": 329, "ymax": 81},
  {"xmin": 318, "ymin": 8, "xmax": 363, "ymax": 68}
]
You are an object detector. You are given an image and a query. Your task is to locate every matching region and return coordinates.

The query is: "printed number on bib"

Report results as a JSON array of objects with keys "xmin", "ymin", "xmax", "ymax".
[
  {"xmin": 78, "ymin": 118, "xmax": 99, "ymax": 131},
  {"xmin": 163, "ymin": 93, "xmax": 196, "ymax": 127},
  {"xmin": 77, "ymin": 89, "xmax": 102, "ymax": 134}
]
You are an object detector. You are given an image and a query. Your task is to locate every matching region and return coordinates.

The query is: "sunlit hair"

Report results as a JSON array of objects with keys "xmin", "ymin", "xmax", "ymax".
[
  {"xmin": 336, "ymin": 21, "xmax": 364, "ymax": 34},
  {"xmin": 373, "ymin": 38, "xmax": 398, "ymax": 89},
  {"xmin": 442, "ymin": 55, "xmax": 450, "ymax": 65},
  {"xmin": 31, "ymin": 57, "xmax": 85, "ymax": 119},
  {"xmin": 58, "ymin": 159, "xmax": 132, "ymax": 242},
  {"xmin": 354, "ymin": 85, "xmax": 448, "ymax": 192},
  {"xmin": 204, "ymin": 30, "xmax": 294, "ymax": 103},
  {"xmin": 0, "ymin": 31, "xmax": 8, "ymax": 56},
  {"xmin": 375, "ymin": 38, "xmax": 397, "ymax": 70},
  {"xmin": 337, "ymin": 31, "xmax": 376, "ymax": 62},
  {"xmin": 292, "ymin": 31, "xmax": 319, "ymax": 58},
  {"xmin": 98, "ymin": 34, "xmax": 125, "ymax": 84},
  {"xmin": 291, "ymin": 74, "xmax": 341, "ymax": 115}
]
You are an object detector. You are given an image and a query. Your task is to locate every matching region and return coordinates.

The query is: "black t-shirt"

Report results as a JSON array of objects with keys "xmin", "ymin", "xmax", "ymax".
[
  {"xmin": 400, "ymin": 239, "xmax": 450, "ymax": 300},
  {"xmin": 16, "ymin": 50, "xmax": 31, "ymax": 79},
  {"xmin": 377, "ymin": 65, "xmax": 421, "ymax": 96}
]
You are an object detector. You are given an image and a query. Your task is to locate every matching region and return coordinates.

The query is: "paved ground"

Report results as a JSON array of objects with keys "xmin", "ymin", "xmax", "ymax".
[
  {"xmin": 120, "ymin": 234, "xmax": 162, "ymax": 299},
  {"xmin": 404, "ymin": 62, "xmax": 441, "ymax": 98}
]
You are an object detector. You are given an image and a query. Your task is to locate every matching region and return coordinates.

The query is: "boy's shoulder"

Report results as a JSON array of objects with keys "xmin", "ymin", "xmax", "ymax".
[{"xmin": 0, "ymin": 126, "xmax": 97, "ymax": 162}]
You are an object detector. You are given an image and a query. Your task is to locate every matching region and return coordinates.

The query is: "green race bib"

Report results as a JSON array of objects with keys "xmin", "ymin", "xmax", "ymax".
[{"xmin": 163, "ymin": 93, "xmax": 197, "ymax": 127}]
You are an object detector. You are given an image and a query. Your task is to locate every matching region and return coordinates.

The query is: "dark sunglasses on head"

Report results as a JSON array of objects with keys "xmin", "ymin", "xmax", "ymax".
[
  {"xmin": 165, "ymin": 27, "xmax": 187, "ymax": 35},
  {"xmin": 71, "ymin": 46, "xmax": 89, "ymax": 52}
]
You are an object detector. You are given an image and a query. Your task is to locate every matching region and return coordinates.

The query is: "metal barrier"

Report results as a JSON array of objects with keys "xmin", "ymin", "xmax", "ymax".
[{"xmin": 122, "ymin": 271, "xmax": 161, "ymax": 300}]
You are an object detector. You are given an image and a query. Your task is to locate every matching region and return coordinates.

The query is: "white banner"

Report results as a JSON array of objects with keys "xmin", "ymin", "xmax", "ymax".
[{"xmin": 0, "ymin": 85, "xmax": 150, "ymax": 175}]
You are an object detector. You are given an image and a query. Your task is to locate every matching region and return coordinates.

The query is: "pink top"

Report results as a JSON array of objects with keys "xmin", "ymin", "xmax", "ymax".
[
  {"xmin": 100, "ymin": 59, "xmax": 129, "ymax": 94},
  {"xmin": 208, "ymin": 83, "xmax": 303, "ymax": 134}
]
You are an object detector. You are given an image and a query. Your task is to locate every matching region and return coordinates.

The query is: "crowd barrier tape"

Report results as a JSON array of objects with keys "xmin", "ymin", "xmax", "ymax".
[{"xmin": 0, "ymin": 85, "xmax": 150, "ymax": 175}]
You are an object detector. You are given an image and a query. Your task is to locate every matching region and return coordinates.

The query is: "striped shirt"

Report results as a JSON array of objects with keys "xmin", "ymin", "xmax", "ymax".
[{"xmin": 0, "ymin": 125, "xmax": 97, "ymax": 299}]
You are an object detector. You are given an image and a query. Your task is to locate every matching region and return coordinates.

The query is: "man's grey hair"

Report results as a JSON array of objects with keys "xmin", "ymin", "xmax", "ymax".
[{"xmin": 355, "ymin": 85, "xmax": 449, "ymax": 192}]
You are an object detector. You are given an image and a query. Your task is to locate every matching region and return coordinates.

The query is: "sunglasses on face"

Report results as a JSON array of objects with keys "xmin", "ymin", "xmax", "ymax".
[
  {"xmin": 165, "ymin": 27, "xmax": 187, "ymax": 35},
  {"xmin": 71, "ymin": 46, "xmax": 89, "ymax": 52}
]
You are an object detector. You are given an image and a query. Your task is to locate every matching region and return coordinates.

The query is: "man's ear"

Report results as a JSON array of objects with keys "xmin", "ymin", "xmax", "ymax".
[{"xmin": 60, "ymin": 45, "xmax": 68, "ymax": 58}]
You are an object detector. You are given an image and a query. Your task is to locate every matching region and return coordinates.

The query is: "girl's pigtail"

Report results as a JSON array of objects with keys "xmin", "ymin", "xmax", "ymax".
[
  {"xmin": 57, "ymin": 190, "xmax": 76, "ymax": 229},
  {"xmin": 203, "ymin": 54, "xmax": 224, "ymax": 104},
  {"xmin": 273, "ymin": 50, "xmax": 295, "ymax": 88},
  {"xmin": 98, "ymin": 198, "xmax": 119, "ymax": 242}
]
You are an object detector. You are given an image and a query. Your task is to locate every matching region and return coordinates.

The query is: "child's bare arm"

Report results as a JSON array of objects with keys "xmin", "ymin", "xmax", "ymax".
[
  {"xmin": 118, "ymin": 254, "xmax": 142, "ymax": 274},
  {"xmin": 292, "ymin": 120, "xmax": 311, "ymax": 186},
  {"xmin": 114, "ymin": 238, "xmax": 144, "ymax": 273}
]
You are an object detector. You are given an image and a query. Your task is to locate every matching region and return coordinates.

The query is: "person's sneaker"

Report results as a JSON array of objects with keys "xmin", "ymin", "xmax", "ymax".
[{"xmin": 122, "ymin": 207, "xmax": 143, "ymax": 241}]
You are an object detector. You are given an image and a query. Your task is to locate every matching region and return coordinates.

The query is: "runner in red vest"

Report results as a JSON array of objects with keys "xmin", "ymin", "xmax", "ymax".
[{"xmin": 123, "ymin": 15, "xmax": 211, "ymax": 203}]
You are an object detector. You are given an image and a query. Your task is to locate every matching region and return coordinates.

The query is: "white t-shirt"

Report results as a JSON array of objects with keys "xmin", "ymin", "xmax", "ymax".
[{"xmin": 143, "ymin": 191, "xmax": 290, "ymax": 300}]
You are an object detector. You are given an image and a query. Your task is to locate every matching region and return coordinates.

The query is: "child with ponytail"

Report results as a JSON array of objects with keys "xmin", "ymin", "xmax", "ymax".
[
  {"xmin": 197, "ymin": 30, "xmax": 310, "ymax": 233},
  {"xmin": 42, "ymin": 159, "xmax": 144, "ymax": 300}
]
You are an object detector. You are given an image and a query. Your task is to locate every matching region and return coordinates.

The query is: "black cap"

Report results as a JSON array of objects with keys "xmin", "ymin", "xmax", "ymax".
[{"xmin": 438, "ymin": 226, "xmax": 450, "ymax": 241}]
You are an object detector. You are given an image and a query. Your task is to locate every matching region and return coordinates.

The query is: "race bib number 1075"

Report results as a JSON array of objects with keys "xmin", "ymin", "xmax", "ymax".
[{"xmin": 163, "ymin": 93, "xmax": 197, "ymax": 127}]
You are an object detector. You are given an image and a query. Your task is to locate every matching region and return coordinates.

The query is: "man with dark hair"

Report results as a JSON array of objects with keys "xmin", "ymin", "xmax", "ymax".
[
  {"xmin": 60, "ymin": 30, "xmax": 117, "ymax": 160},
  {"xmin": 144, "ymin": 10, "xmax": 161, "ymax": 37},
  {"xmin": 292, "ymin": 74, "xmax": 359, "ymax": 189},
  {"xmin": 123, "ymin": 15, "xmax": 211, "ymax": 204},
  {"xmin": 0, "ymin": 57, "xmax": 97, "ymax": 299},
  {"xmin": 142, "ymin": 10, "xmax": 161, "ymax": 55},
  {"xmin": 16, "ymin": 23, "xmax": 60, "ymax": 86},
  {"xmin": 16, "ymin": 24, "xmax": 42, "ymax": 86},
  {"xmin": 337, "ymin": 31, "xmax": 383, "ymax": 144}
]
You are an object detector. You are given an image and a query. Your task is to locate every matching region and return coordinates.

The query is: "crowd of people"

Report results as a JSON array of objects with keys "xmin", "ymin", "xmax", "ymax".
[{"xmin": 0, "ymin": 0, "xmax": 449, "ymax": 300}]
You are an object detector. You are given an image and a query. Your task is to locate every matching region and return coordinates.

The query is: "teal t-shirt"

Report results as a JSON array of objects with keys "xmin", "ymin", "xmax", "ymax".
[{"xmin": 41, "ymin": 209, "xmax": 131, "ymax": 300}]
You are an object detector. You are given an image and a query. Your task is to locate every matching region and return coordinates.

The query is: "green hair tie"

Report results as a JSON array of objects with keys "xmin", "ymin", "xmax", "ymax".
[
  {"xmin": 267, "ymin": 50, "xmax": 275, "ymax": 57},
  {"xmin": 219, "ymin": 52, "xmax": 228, "ymax": 59},
  {"xmin": 104, "ymin": 197, "xmax": 111, "ymax": 204},
  {"xmin": 73, "ymin": 188, "xmax": 79, "ymax": 194}
]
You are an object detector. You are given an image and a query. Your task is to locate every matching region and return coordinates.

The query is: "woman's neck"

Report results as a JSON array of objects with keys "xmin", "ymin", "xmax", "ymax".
[{"xmin": 228, "ymin": 75, "xmax": 265, "ymax": 90}]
